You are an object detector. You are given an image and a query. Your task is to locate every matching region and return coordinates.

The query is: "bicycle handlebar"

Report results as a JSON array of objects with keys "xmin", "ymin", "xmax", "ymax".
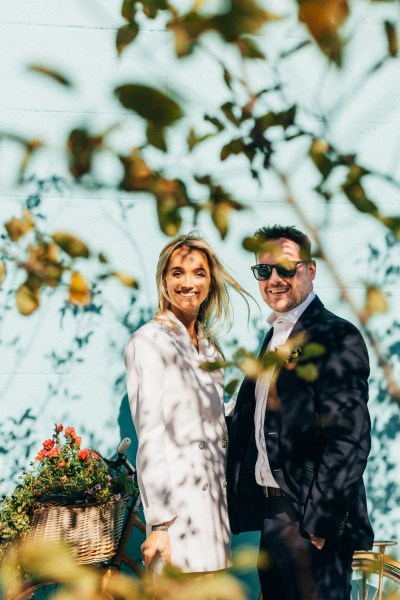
[
  {"xmin": 92, "ymin": 438, "xmax": 136, "ymax": 476},
  {"xmin": 118, "ymin": 437, "xmax": 131, "ymax": 455}
]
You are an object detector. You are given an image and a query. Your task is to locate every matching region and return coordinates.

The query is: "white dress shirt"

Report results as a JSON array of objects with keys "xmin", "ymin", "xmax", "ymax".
[{"xmin": 255, "ymin": 292, "xmax": 315, "ymax": 487}]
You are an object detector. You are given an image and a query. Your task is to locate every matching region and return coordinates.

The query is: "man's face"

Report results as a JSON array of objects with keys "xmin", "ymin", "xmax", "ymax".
[{"xmin": 256, "ymin": 237, "xmax": 316, "ymax": 313}]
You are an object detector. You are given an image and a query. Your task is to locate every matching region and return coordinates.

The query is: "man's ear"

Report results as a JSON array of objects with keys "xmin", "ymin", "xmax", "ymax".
[{"xmin": 309, "ymin": 260, "xmax": 317, "ymax": 281}]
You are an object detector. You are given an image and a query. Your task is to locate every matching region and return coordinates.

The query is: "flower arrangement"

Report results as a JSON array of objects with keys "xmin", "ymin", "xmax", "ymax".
[{"xmin": 0, "ymin": 424, "xmax": 136, "ymax": 551}]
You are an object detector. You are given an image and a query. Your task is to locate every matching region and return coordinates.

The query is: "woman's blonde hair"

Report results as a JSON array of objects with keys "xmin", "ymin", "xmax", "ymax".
[{"xmin": 155, "ymin": 232, "xmax": 251, "ymax": 337}]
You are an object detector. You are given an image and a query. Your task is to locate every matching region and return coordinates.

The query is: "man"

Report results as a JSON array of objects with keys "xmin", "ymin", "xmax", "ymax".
[{"xmin": 227, "ymin": 225, "xmax": 373, "ymax": 600}]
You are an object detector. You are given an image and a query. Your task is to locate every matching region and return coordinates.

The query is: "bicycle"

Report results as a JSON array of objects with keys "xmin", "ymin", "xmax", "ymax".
[
  {"xmin": 351, "ymin": 540, "xmax": 400, "ymax": 600},
  {"xmin": 5, "ymin": 438, "xmax": 146, "ymax": 600},
  {"xmin": 254, "ymin": 542, "xmax": 400, "ymax": 600},
  {"xmin": 4, "ymin": 439, "xmax": 400, "ymax": 600}
]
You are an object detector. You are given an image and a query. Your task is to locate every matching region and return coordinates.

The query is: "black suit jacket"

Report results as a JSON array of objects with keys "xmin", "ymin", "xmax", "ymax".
[{"xmin": 227, "ymin": 296, "xmax": 374, "ymax": 550}]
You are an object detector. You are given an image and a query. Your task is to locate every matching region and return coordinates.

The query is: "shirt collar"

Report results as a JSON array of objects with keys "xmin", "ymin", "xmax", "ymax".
[{"xmin": 267, "ymin": 291, "xmax": 316, "ymax": 327}]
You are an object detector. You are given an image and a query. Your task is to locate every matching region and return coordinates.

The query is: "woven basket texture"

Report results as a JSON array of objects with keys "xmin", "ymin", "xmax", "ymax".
[{"xmin": 25, "ymin": 496, "xmax": 128, "ymax": 564}]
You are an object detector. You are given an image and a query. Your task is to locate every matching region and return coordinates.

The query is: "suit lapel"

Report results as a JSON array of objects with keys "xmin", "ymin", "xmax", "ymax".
[
  {"xmin": 286, "ymin": 295, "xmax": 325, "ymax": 342},
  {"xmin": 157, "ymin": 311, "xmax": 227, "ymax": 435}
]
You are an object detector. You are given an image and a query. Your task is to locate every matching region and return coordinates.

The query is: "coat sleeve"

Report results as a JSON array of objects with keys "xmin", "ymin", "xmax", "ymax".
[
  {"xmin": 302, "ymin": 321, "xmax": 371, "ymax": 541},
  {"xmin": 125, "ymin": 331, "xmax": 178, "ymax": 526}
]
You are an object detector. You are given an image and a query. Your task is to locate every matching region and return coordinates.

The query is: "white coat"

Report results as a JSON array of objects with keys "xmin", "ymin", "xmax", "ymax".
[{"xmin": 124, "ymin": 311, "xmax": 232, "ymax": 573}]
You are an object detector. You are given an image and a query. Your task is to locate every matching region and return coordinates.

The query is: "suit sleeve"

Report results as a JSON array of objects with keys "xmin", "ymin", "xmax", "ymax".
[
  {"xmin": 302, "ymin": 322, "xmax": 371, "ymax": 541},
  {"xmin": 125, "ymin": 332, "xmax": 178, "ymax": 526}
]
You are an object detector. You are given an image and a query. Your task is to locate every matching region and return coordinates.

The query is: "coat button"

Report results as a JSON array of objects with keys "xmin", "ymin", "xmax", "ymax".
[
  {"xmin": 222, "ymin": 439, "xmax": 228, "ymax": 448},
  {"xmin": 198, "ymin": 442, "xmax": 206, "ymax": 449},
  {"xmin": 222, "ymin": 480, "xmax": 227, "ymax": 488},
  {"xmin": 202, "ymin": 483, "xmax": 209, "ymax": 491}
]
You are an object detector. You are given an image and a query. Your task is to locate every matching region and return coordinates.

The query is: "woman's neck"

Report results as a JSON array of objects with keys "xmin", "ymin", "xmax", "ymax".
[{"xmin": 170, "ymin": 306, "xmax": 199, "ymax": 349}]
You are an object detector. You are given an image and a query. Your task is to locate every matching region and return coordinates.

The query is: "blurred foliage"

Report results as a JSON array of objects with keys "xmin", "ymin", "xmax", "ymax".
[
  {"xmin": 0, "ymin": 539, "xmax": 248, "ymax": 600},
  {"xmin": 1, "ymin": 179, "xmax": 138, "ymax": 316}
]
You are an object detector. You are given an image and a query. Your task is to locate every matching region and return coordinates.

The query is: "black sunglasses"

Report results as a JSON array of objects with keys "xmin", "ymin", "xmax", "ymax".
[{"xmin": 251, "ymin": 261, "xmax": 307, "ymax": 281}]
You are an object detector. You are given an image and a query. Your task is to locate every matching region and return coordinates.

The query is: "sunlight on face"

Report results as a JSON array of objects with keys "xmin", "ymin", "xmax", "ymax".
[
  {"xmin": 256, "ymin": 238, "xmax": 316, "ymax": 313},
  {"xmin": 164, "ymin": 246, "xmax": 211, "ymax": 321}
]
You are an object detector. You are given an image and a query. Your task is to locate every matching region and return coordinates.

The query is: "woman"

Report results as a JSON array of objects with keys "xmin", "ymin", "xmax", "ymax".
[{"xmin": 125, "ymin": 233, "xmax": 249, "ymax": 576}]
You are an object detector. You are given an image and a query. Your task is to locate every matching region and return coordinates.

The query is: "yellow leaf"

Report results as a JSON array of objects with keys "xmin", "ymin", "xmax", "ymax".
[
  {"xmin": 0, "ymin": 262, "xmax": 6, "ymax": 285},
  {"xmin": 16, "ymin": 283, "xmax": 40, "ymax": 316},
  {"xmin": 365, "ymin": 286, "xmax": 388, "ymax": 318},
  {"xmin": 5, "ymin": 211, "xmax": 35, "ymax": 241},
  {"xmin": 113, "ymin": 272, "xmax": 139, "ymax": 288},
  {"xmin": 52, "ymin": 233, "xmax": 90, "ymax": 258},
  {"xmin": 120, "ymin": 149, "xmax": 153, "ymax": 191},
  {"xmin": 239, "ymin": 356, "xmax": 262, "ymax": 380},
  {"xmin": 69, "ymin": 272, "xmax": 91, "ymax": 306},
  {"xmin": 298, "ymin": 0, "xmax": 349, "ymax": 64}
]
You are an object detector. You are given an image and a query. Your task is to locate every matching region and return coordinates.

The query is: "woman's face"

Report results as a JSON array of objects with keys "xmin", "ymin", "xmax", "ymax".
[{"xmin": 164, "ymin": 246, "xmax": 211, "ymax": 319}]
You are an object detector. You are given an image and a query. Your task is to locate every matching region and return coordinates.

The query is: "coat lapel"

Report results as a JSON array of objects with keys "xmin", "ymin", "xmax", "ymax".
[{"xmin": 157, "ymin": 311, "xmax": 227, "ymax": 435}]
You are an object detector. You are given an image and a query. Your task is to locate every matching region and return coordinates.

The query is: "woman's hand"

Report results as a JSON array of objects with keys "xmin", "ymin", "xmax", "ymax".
[{"xmin": 141, "ymin": 531, "xmax": 171, "ymax": 569}]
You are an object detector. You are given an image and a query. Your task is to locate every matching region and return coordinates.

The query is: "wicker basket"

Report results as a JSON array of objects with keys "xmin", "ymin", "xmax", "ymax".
[{"xmin": 25, "ymin": 495, "xmax": 129, "ymax": 564}]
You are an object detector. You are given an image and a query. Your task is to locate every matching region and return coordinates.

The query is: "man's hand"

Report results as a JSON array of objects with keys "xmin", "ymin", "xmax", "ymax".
[
  {"xmin": 141, "ymin": 531, "xmax": 171, "ymax": 569},
  {"xmin": 309, "ymin": 533, "xmax": 325, "ymax": 550}
]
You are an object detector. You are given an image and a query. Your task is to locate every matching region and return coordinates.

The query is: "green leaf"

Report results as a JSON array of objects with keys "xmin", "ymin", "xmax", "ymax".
[
  {"xmin": 67, "ymin": 128, "xmax": 102, "ymax": 178},
  {"xmin": 258, "ymin": 106, "xmax": 296, "ymax": 131},
  {"xmin": 309, "ymin": 138, "xmax": 334, "ymax": 178},
  {"xmin": 300, "ymin": 343, "xmax": 325, "ymax": 361},
  {"xmin": 122, "ymin": 0, "xmax": 135, "ymax": 21},
  {"xmin": 223, "ymin": 68, "xmax": 233, "ymax": 90},
  {"xmin": 146, "ymin": 122, "xmax": 167, "ymax": 152},
  {"xmin": 52, "ymin": 233, "xmax": 90, "ymax": 259},
  {"xmin": 378, "ymin": 215, "xmax": 400, "ymax": 238},
  {"xmin": 187, "ymin": 129, "xmax": 214, "ymax": 151},
  {"xmin": 384, "ymin": 20, "xmax": 398, "ymax": 57},
  {"xmin": 342, "ymin": 181, "xmax": 378, "ymax": 215},
  {"xmin": 236, "ymin": 37, "xmax": 265, "ymax": 59},
  {"xmin": 115, "ymin": 84, "xmax": 183, "ymax": 126},
  {"xmin": 220, "ymin": 138, "xmax": 245, "ymax": 161},
  {"xmin": 216, "ymin": 0, "xmax": 279, "ymax": 42},
  {"xmin": 225, "ymin": 378, "xmax": 240, "ymax": 396},
  {"xmin": 242, "ymin": 236, "xmax": 266, "ymax": 254},
  {"xmin": 27, "ymin": 65, "xmax": 73, "ymax": 88},
  {"xmin": 116, "ymin": 22, "xmax": 139, "ymax": 55},
  {"xmin": 199, "ymin": 359, "xmax": 227, "ymax": 371},
  {"xmin": 296, "ymin": 363, "xmax": 319, "ymax": 382},
  {"xmin": 204, "ymin": 114, "xmax": 225, "ymax": 131},
  {"xmin": 208, "ymin": 186, "xmax": 246, "ymax": 240},
  {"xmin": 221, "ymin": 101, "xmax": 241, "ymax": 126},
  {"xmin": 142, "ymin": 0, "xmax": 169, "ymax": 19}
]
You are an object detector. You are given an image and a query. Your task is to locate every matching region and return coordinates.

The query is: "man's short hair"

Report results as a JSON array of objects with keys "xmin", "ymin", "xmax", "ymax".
[{"xmin": 254, "ymin": 225, "xmax": 313, "ymax": 262}]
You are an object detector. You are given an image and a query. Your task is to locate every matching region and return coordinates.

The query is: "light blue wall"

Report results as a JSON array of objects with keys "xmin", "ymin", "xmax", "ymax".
[{"xmin": 1, "ymin": 1, "xmax": 400, "ymax": 596}]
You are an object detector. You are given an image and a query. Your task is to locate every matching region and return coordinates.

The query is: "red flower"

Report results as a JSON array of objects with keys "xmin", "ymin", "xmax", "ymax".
[
  {"xmin": 57, "ymin": 460, "xmax": 66, "ymax": 468},
  {"xmin": 78, "ymin": 448, "xmax": 90, "ymax": 461},
  {"xmin": 48, "ymin": 446, "xmax": 61, "ymax": 458},
  {"xmin": 36, "ymin": 449, "xmax": 45, "ymax": 461},
  {"xmin": 43, "ymin": 439, "xmax": 54, "ymax": 451},
  {"xmin": 65, "ymin": 427, "xmax": 81, "ymax": 447},
  {"xmin": 55, "ymin": 423, "xmax": 64, "ymax": 433}
]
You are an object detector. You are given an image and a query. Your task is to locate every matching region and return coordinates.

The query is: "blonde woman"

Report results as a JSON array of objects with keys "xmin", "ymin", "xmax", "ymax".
[{"xmin": 125, "ymin": 233, "xmax": 249, "ymax": 576}]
